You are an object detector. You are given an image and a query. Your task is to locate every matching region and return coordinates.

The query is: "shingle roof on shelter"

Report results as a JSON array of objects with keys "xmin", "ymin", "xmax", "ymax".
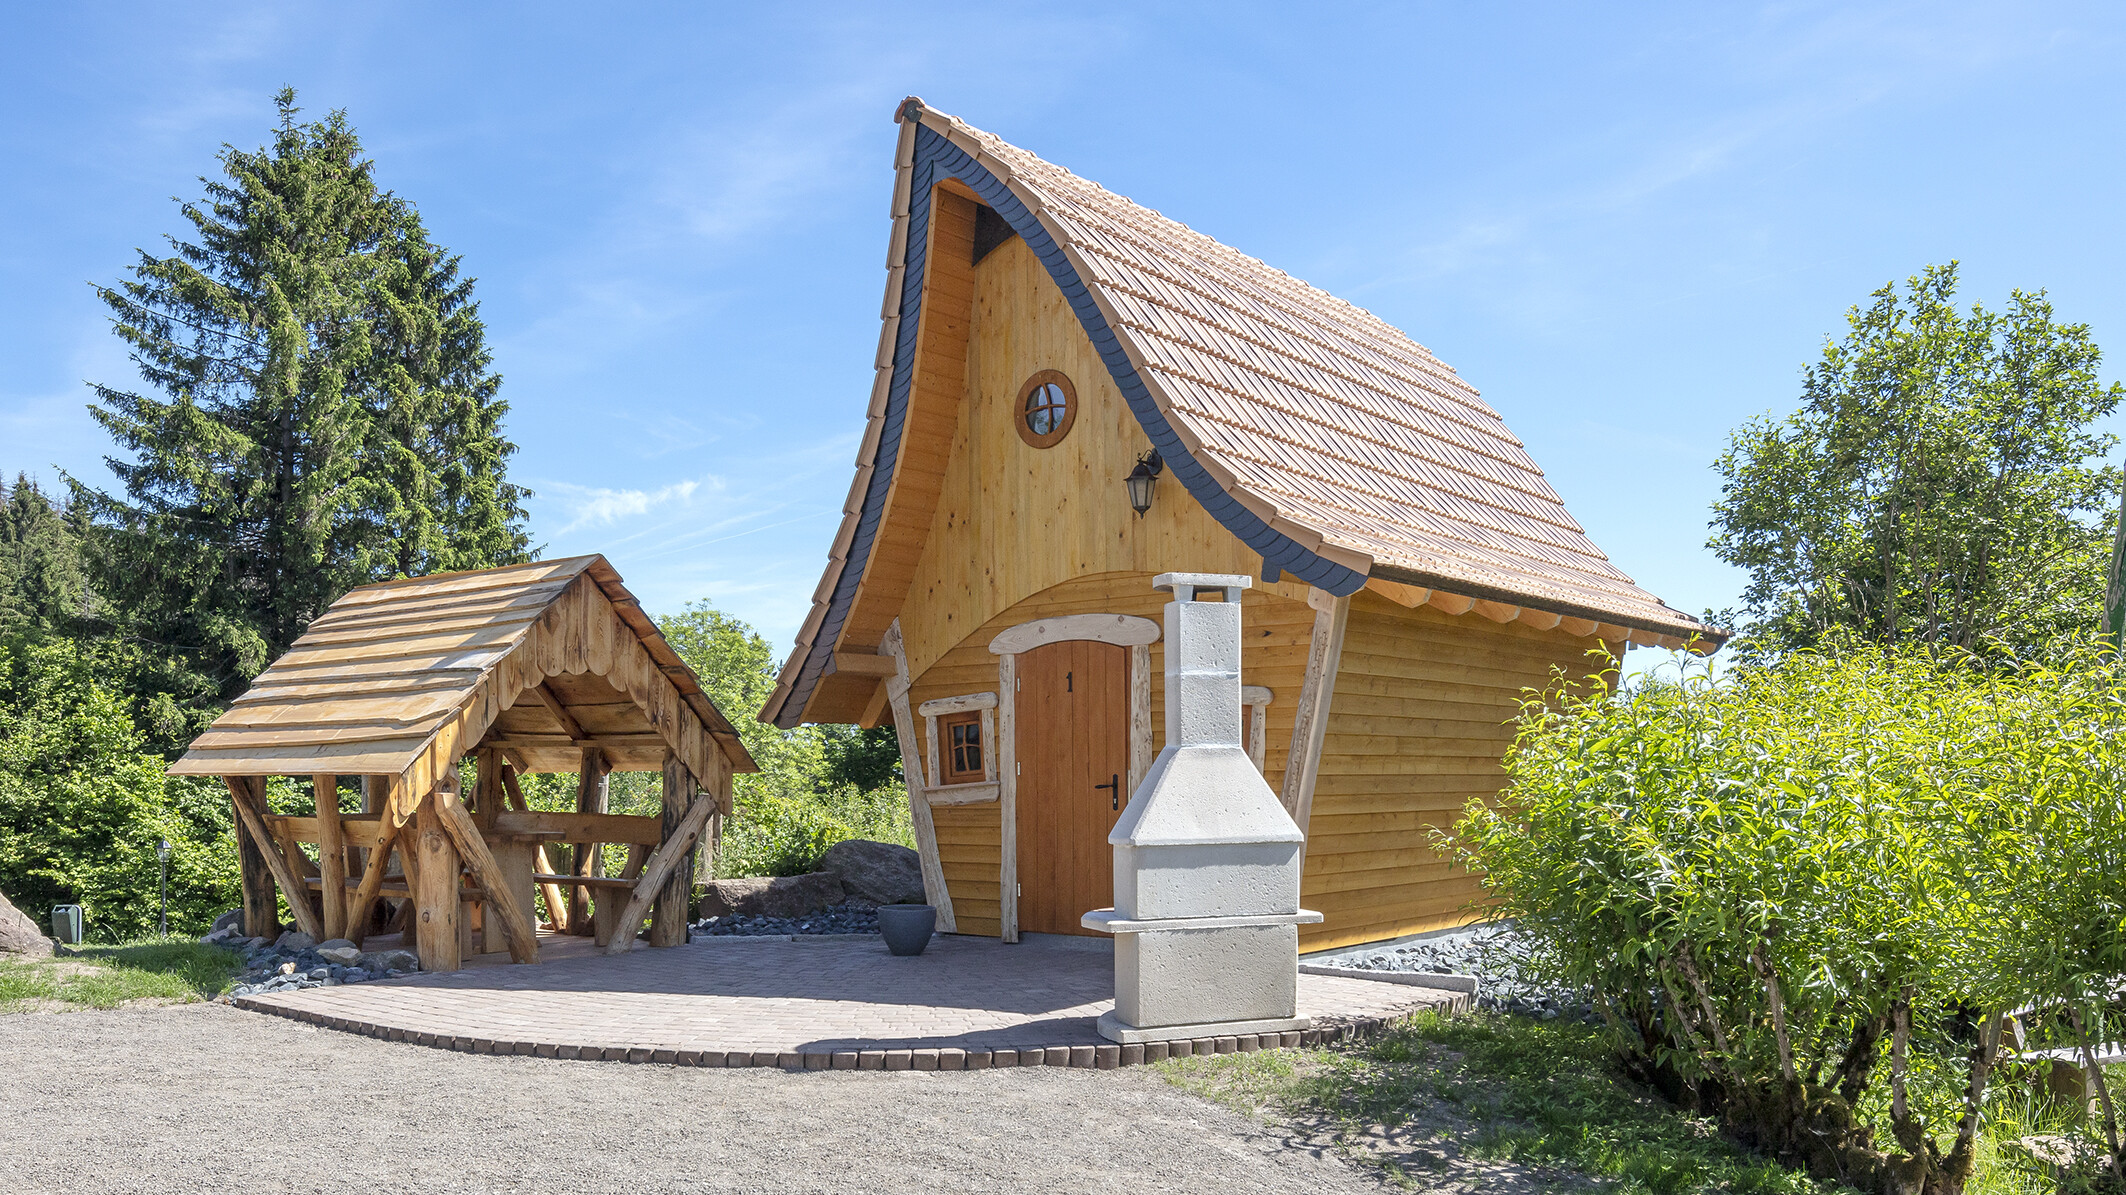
[{"xmin": 170, "ymin": 555, "xmax": 755, "ymax": 784}]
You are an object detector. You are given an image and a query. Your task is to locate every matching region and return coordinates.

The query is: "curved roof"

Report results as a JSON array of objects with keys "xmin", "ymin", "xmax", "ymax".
[
  {"xmin": 172, "ymin": 555, "xmax": 755, "ymax": 793},
  {"xmin": 765, "ymin": 100, "xmax": 1718, "ymax": 726}
]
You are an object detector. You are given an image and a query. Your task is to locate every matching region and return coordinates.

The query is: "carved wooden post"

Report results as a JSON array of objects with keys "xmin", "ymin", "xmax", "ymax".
[
  {"xmin": 569, "ymin": 746, "xmax": 608, "ymax": 935},
  {"xmin": 231, "ymin": 775, "xmax": 278, "ymax": 939},
  {"xmin": 412, "ymin": 785, "xmax": 463, "ymax": 973},
  {"xmin": 650, "ymin": 752, "xmax": 695, "ymax": 948}
]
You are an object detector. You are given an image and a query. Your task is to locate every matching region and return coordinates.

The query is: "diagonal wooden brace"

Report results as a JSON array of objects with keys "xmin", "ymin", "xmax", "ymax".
[
  {"xmin": 343, "ymin": 802, "xmax": 404, "ymax": 948},
  {"xmin": 600, "ymin": 790, "xmax": 719, "ymax": 955},
  {"xmin": 432, "ymin": 787, "xmax": 539, "ymax": 964},
  {"xmin": 225, "ymin": 776, "xmax": 325, "ymax": 941}
]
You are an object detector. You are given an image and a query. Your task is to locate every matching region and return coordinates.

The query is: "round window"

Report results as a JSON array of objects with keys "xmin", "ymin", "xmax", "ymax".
[{"xmin": 1015, "ymin": 370, "xmax": 1077, "ymax": 448}]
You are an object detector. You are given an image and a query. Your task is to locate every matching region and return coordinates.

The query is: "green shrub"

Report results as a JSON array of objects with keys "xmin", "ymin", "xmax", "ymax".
[
  {"xmin": 711, "ymin": 782, "xmax": 914, "ymax": 879},
  {"xmin": 1444, "ymin": 639, "xmax": 2126, "ymax": 1195},
  {"xmin": 0, "ymin": 636, "xmax": 239, "ymax": 938}
]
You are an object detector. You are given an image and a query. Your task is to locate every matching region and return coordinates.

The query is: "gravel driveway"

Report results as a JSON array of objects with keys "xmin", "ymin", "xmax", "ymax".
[{"xmin": 2, "ymin": 1003, "xmax": 1385, "ymax": 1194}]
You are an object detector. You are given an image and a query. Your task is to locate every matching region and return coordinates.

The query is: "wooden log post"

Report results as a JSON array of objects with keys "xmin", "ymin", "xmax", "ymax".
[
  {"xmin": 312, "ymin": 773, "xmax": 347, "ymax": 940},
  {"xmin": 411, "ymin": 782, "xmax": 463, "ymax": 973},
  {"xmin": 881, "ymin": 620, "xmax": 956, "ymax": 932},
  {"xmin": 343, "ymin": 804, "xmax": 403, "ymax": 949},
  {"xmin": 229, "ymin": 775, "xmax": 279, "ymax": 939},
  {"xmin": 650, "ymin": 753, "xmax": 695, "ymax": 948},
  {"xmin": 498, "ymin": 760, "xmax": 570, "ymax": 933},
  {"xmin": 226, "ymin": 776, "xmax": 324, "ymax": 942},
  {"xmin": 1280, "ymin": 588, "xmax": 1351, "ymax": 863},
  {"xmin": 568, "ymin": 747, "xmax": 608, "ymax": 935}
]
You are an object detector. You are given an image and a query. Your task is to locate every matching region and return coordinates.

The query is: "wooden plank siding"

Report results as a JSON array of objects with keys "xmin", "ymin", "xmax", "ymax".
[
  {"xmin": 1298, "ymin": 589, "xmax": 1613, "ymax": 951},
  {"xmin": 852, "ymin": 232, "xmax": 1298, "ymax": 714}
]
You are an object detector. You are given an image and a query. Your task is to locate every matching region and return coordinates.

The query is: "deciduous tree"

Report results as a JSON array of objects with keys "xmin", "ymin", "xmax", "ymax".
[{"xmin": 1710, "ymin": 263, "xmax": 2121, "ymax": 657}]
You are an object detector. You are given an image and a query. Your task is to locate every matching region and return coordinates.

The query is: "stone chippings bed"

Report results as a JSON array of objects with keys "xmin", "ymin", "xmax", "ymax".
[{"xmin": 1309, "ymin": 922, "xmax": 1593, "ymax": 1021}]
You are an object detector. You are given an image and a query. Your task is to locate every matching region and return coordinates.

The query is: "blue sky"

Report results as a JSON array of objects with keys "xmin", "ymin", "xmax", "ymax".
[{"xmin": 5, "ymin": 3, "xmax": 2123, "ymax": 663}]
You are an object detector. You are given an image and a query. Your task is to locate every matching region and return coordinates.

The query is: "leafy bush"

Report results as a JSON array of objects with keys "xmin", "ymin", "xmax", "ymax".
[
  {"xmin": 0, "ymin": 636, "xmax": 239, "ymax": 938},
  {"xmin": 714, "ymin": 782, "xmax": 914, "ymax": 879},
  {"xmin": 1445, "ymin": 640, "xmax": 2126, "ymax": 1195}
]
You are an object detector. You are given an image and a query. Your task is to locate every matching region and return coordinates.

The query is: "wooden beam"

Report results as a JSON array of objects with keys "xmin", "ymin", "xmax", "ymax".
[
  {"xmin": 343, "ymin": 804, "xmax": 403, "ymax": 948},
  {"xmin": 529, "ymin": 680, "xmax": 587, "ymax": 740},
  {"xmin": 997, "ymin": 651, "xmax": 1019, "ymax": 944},
  {"xmin": 915, "ymin": 691, "xmax": 997, "ymax": 717},
  {"xmin": 1428, "ymin": 592, "xmax": 1477, "ymax": 617},
  {"xmin": 1558, "ymin": 616, "xmax": 1599, "ymax": 638},
  {"xmin": 1128, "ymin": 642, "xmax": 1152, "ymax": 798},
  {"xmin": 312, "ymin": 774, "xmax": 347, "ymax": 940},
  {"xmin": 410, "ymin": 785, "xmax": 461, "ymax": 972},
  {"xmin": 1281, "ymin": 589, "xmax": 1352, "ymax": 860},
  {"xmin": 569, "ymin": 746, "xmax": 607, "ymax": 935},
  {"xmin": 857, "ymin": 680, "xmax": 891, "ymax": 730},
  {"xmin": 225, "ymin": 776, "xmax": 324, "ymax": 941},
  {"xmin": 925, "ymin": 780, "xmax": 1000, "ymax": 806},
  {"xmin": 600, "ymin": 785, "xmax": 721, "ymax": 955},
  {"xmin": 431, "ymin": 786, "xmax": 538, "ymax": 964},
  {"xmin": 1470, "ymin": 600, "xmax": 1520, "ymax": 624},
  {"xmin": 831, "ymin": 651, "xmax": 900, "ymax": 678},
  {"xmin": 881, "ymin": 619, "xmax": 956, "ymax": 933},
  {"xmin": 498, "ymin": 760, "xmax": 570, "ymax": 933},
  {"xmin": 488, "ymin": 809, "xmax": 664, "ymax": 846},
  {"xmin": 230, "ymin": 776, "xmax": 278, "ymax": 939},
  {"xmin": 650, "ymin": 753, "xmax": 695, "ymax": 948}
]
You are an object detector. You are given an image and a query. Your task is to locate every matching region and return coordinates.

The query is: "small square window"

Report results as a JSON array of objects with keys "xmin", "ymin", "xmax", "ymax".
[{"xmin": 942, "ymin": 712, "xmax": 984, "ymax": 784}]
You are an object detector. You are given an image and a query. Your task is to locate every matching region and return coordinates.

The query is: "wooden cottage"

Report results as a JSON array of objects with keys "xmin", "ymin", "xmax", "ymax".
[
  {"xmin": 170, "ymin": 555, "xmax": 756, "ymax": 972},
  {"xmin": 763, "ymin": 99, "xmax": 1722, "ymax": 953}
]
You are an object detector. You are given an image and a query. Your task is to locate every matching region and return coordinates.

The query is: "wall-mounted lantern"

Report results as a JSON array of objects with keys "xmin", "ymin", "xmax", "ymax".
[{"xmin": 1126, "ymin": 450, "xmax": 1164, "ymax": 517}]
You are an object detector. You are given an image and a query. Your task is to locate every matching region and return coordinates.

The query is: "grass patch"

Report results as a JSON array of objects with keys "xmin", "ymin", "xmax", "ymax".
[
  {"xmin": 0, "ymin": 938, "xmax": 241, "ymax": 1012},
  {"xmin": 1160, "ymin": 1011, "xmax": 1840, "ymax": 1194}
]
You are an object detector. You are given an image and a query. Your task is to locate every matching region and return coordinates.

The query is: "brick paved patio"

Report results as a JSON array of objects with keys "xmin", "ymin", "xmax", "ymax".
[{"xmin": 235, "ymin": 932, "xmax": 1461, "ymax": 1069}]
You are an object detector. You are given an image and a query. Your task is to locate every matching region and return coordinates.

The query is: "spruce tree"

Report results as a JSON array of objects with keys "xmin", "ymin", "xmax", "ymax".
[
  {"xmin": 0, "ymin": 475, "xmax": 91, "ymax": 635},
  {"xmin": 77, "ymin": 89, "xmax": 531, "ymax": 718}
]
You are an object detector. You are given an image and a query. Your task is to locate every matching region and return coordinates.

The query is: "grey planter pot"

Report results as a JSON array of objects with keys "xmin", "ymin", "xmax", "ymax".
[{"xmin": 877, "ymin": 904, "xmax": 936, "ymax": 956}]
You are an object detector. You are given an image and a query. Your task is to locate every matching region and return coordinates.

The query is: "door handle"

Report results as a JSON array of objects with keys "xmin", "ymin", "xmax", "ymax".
[{"xmin": 1096, "ymin": 773, "xmax": 1119, "ymax": 810}]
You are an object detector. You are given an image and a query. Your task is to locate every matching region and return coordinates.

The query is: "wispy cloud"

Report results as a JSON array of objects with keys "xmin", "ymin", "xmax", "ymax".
[{"xmin": 548, "ymin": 477, "xmax": 708, "ymax": 533}]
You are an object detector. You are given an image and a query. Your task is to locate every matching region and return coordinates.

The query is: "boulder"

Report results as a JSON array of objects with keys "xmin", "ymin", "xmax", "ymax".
[
  {"xmin": 315, "ymin": 940, "xmax": 361, "ymax": 965},
  {"xmin": 274, "ymin": 930, "xmax": 316, "ymax": 952},
  {"xmin": 0, "ymin": 889, "xmax": 53, "ymax": 957},
  {"xmin": 359, "ymin": 949, "xmax": 419, "ymax": 974},
  {"xmin": 696, "ymin": 872, "xmax": 846, "ymax": 920},
  {"xmin": 210, "ymin": 908, "xmax": 243, "ymax": 936},
  {"xmin": 819, "ymin": 839, "xmax": 927, "ymax": 906}
]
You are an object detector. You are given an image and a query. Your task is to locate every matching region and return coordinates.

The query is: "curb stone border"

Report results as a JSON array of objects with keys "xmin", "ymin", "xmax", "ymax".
[{"xmin": 230, "ymin": 990, "xmax": 1469, "ymax": 1071}]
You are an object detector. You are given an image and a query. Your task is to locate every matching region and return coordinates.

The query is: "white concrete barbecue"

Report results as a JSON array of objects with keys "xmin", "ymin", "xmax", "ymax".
[{"xmin": 1083, "ymin": 572, "xmax": 1323, "ymax": 1043}]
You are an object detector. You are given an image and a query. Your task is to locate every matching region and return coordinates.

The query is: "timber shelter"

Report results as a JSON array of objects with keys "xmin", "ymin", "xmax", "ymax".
[
  {"xmin": 764, "ymin": 99, "xmax": 1725, "ymax": 953},
  {"xmin": 170, "ymin": 555, "xmax": 756, "ymax": 973}
]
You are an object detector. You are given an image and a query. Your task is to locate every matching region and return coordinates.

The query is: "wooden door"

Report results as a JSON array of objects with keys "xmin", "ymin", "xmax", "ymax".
[{"xmin": 1016, "ymin": 640, "xmax": 1130, "ymax": 936}]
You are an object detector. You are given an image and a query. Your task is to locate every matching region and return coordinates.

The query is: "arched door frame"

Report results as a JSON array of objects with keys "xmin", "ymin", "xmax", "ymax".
[{"xmin": 989, "ymin": 614, "xmax": 1159, "ymax": 942}]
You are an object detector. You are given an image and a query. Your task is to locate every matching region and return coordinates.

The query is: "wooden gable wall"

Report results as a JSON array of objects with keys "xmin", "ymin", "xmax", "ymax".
[{"xmin": 891, "ymin": 208, "xmax": 1276, "ymax": 685}]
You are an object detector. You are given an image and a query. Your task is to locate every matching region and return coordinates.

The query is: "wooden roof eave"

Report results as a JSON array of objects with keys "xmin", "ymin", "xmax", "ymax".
[
  {"xmin": 762, "ymin": 117, "xmax": 921, "ymax": 729},
  {"xmin": 1365, "ymin": 560, "xmax": 1727, "ymax": 652}
]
